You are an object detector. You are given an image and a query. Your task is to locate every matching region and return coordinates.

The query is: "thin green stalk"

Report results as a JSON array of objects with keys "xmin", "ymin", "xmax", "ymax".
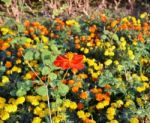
[
  {"xmin": 46, "ymin": 85, "xmax": 53, "ymax": 123},
  {"xmin": 63, "ymin": 69, "xmax": 69, "ymax": 80}
]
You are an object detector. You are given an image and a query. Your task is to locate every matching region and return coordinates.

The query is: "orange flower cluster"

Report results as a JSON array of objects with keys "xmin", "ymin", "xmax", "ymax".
[{"xmin": 24, "ymin": 21, "xmax": 48, "ymax": 37}]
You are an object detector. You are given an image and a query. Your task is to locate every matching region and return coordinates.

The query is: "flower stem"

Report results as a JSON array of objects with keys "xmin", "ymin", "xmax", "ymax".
[
  {"xmin": 46, "ymin": 85, "xmax": 53, "ymax": 123},
  {"xmin": 63, "ymin": 69, "xmax": 69, "ymax": 80}
]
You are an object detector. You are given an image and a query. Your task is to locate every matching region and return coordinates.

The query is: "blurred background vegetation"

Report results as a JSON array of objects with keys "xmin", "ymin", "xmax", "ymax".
[{"xmin": 0, "ymin": 0, "xmax": 150, "ymax": 23}]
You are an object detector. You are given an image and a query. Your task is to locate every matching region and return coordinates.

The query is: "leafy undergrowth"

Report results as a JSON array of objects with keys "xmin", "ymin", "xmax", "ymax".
[{"xmin": 0, "ymin": 13, "xmax": 150, "ymax": 123}]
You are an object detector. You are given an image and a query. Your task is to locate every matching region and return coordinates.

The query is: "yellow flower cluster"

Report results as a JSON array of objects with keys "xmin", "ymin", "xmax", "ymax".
[
  {"xmin": 107, "ymin": 119, "xmax": 119, "ymax": 123},
  {"xmin": 63, "ymin": 99, "xmax": 77, "ymax": 110},
  {"xmin": 6, "ymin": 66, "xmax": 22, "ymax": 74},
  {"xmin": 130, "ymin": 117, "xmax": 139, "ymax": 123},
  {"xmin": 32, "ymin": 117, "xmax": 42, "ymax": 123},
  {"xmin": 33, "ymin": 102, "xmax": 48, "ymax": 118},
  {"xmin": 0, "ymin": 27, "xmax": 15, "ymax": 35},
  {"xmin": 66, "ymin": 20, "xmax": 80, "ymax": 27},
  {"xmin": 124, "ymin": 99, "xmax": 134, "ymax": 108},
  {"xmin": 0, "ymin": 96, "xmax": 25, "ymax": 121},
  {"xmin": 114, "ymin": 60, "xmax": 123, "ymax": 71},
  {"xmin": 119, "ymin": 37, "xmax": 126, "ymax": 50},
  {"xmin": 77, "ymin": 110, "xmax": 90, "ymax": 120},
  {"xmin": 105, "ymin": 59, "xmax": 112, "ymax": 66},
  {"xmin": 52, "ymin": 114, "xmax": 66, "ymax": 123},
  {"xmin": 128, "ymin": 49, "xmax": 135, "ymax": 60},
  {"xmin": 106, "ymin": 107, "xmax": 116, "ymax": 120},
  {"xmin": 111, "ymin": 100, "xmax": 124, "ymax": 108},
  {"xmin": 0, "ymin": 76, "xmax": 10, "ymax": 86},
  {"xmin": 86, "ymin": 58, "xmax": 103, "ymax": 78},
  {"xmin": 136, "ymin": 82, "xmax": 149, "ymax": 93},
  {"xmin": 96, "ymin": 100, "xmax": 110, "ymax": 109},
  {"xmin": 26, "ymin": 95, "xmax": 47, "ymax": 106},
  {"xmin": 104, "ymin": 45, "xmax": 116, "ymax": 57}
]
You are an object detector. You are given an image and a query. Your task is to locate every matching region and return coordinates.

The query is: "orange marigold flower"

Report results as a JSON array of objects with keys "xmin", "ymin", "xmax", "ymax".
[
  {"xmin": 89, "ymin": 25, "xmax": 97, "ymax": 33},
  {"xmin": 72, "ymin": 86, "xmax": 79, "ymax": 93},
  {"xmin": 54, "ymin": 52, "xmax": 84, "ymax": 70},
  {"xmin": 77, "ymin": 102, "xmax": 84, "ymax": 110},
  {"xmin": 5, "ymin": 61, "xmax": 12, "ymax": 68},
  {"xmin": 80, "ymin": 92, "xmax": 88, "ymax": 99},
  {"xmin": 95, "ymin": 93, "xmax": 104, "ymax": 101}
]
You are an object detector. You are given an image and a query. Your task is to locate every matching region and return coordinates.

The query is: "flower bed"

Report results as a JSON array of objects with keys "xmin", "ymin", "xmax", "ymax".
[{"xmin": 0, "ymin": 13, "xmax": 150, "ymax": 123}]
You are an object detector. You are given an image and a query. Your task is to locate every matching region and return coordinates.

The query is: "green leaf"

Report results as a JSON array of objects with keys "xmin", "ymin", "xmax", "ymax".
[
  {"xmin": 58, "ymin": 83, "xmax": 69, "ymax": 96},
  {"xmin": 11, "ymin": 37, "xmax": 30, "ymax": 45},
  {"xmin": 34, "ymin": 51, "xmax": 40, "ymax": 59},
  {"xmin": 48, "ymin": 72, "xmax": 57, "ymax": 80},
  {"xmin": 36, "ymin": 85, "xmax": 47, "ymax": 96},
  {"xmin": 17, "ymin": 24, "xmax": 25, "ymax": 32},
  {"xmin": 42, "ymin": 66, "xmax": 50, "ymax": 75},
  {"xmin": 112, "ymin": 34, "xmax": 119, "ymax": 41},
  {"xmin": 24, "ymin": 50, "xmax": 34, "ymax": 60},
  {"xmin": 16, "ymin": 88, "xmax": 26, "ymax": 97},
  {"xmin": 101, "ymin": 35, "xmax": 107, "ymax": 40}
]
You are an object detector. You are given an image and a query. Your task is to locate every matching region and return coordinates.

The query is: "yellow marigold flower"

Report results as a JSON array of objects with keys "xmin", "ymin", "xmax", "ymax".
[
  {"xmin": 132, "ymin": 74, "xmax": 141, "ymax": 81},
  {"xmin": 107, "ymin": 107, "xmax": 116, "ymax": 115},
  {"xmin": 24, "ymin": 73, "xmax": 32, "ymax": 80},
  {"xmin": 11, "ymin": 66, "xmax": 22, "ymax": 73},
  {"xmin": 124, "ymin": 100, "xmax": 134, "ymax": 108},
  {"xmin": 15, "ymin": 97, "xmax": 25, "ymax": 105},
  {"xmin": 109, "ymin": 120, "xmax": 119, "ymax": 123},
  {"xmin": 136, "ymin": 86, "xmax": 145, "ymax": 93},
  {"xmin": 136, "ymin": 98, "xmax": 144, "ymax": 107},
  {"xmin": 92, "ymin": 72, "xmax": 99, "ymax": 79},
  {"xmin": 105, "ymin": 42, "xmax": 111, "ymax": 47},
  {"xmin": 41, "ymin": 96, "xmax": 48, "ymax": 101},
  {"xmin": 66, "ymin": 20, "xmax": 80, "ymax": 27},
  {"xmin": 26, "ymin": 96, "xmax": 39, "ymax": 106},
  {"xmin": 32, "ymin": 117, "xmax": 42, "ymax": 123},
  {"xmin": 70, "ymin": 102, "xmax": 77, "ymax": 110},
  {"xmin": 39, "ymin": 111, "xmax": 45, "ymax": 118},
  {"xmin": 0, "ymin": 97, "xmax": 6, "ymax": 104},
  {"xmin": 111, "ymin": 103, "xmax": 117, "ymax": 108},
  {"xmin": 52, "ymin": 116, "xmax": 61, "ymax": 123},
  {"xmin": 106, "ymin": 114, "xmax": 114, "ymax": 120},
  {"xmin": 114, "ymin": 60, "xmax": 119, "ymax": 65},
  {"xmin": 2, "ymin": 76, "xmax": 9, "ymax": 84},
  {"xmin": 84, "ymin": 48, "xmax": 89, "ymax": 54},
  {"xmin": 140, "ymin": 12, "xmax": 148, "ymax": 19},
  {"xmin": 34, "ymin": 106, "xmax": 42, "ymax": 115},
  {"xmin": 0, "ymin": 110, "xmax": 10, "ymax": 120},
  {"xmin": 1, "ymin": 28, "xmax": 9, "ymax": 35},
  {"xmin": 5, "ymin": 104, "xmax": 17, "ymax": 113},
  {"xmin": 143, "ymin": 82, "xmax": 149, "ymax": 88},
  {"xmin": 96, "ymin": 102, "xmax": 104, "ymax": 109},
  {"xmin": 39, "ymin": 102, "xmax": 47, "ymax": 109},
  {"xmin": 140, "ymin": 74, "xmax": 148, "ymax": 81},
  {"xmin": 103, "ymin": 100, "xmax": 110, "ymax": 106},
  {"xmin": 87, "ymin": 58, "xmax": 95, "ymax": 67},
  {"xmin": 117, "ymin": 65, "xmax": 123, "ymax": 71},
  {"xmin": 105, "ymin": 59, "xmax": 112, "ymax": 66},
  {"xmin": 77, "ymin": 110, "xmax": 86, "ymax": 119},
  {"xmin": 85, "ymin": 112, "xmax": 91, "ymax": 117},
  {"xmin": 130, "ymin": 117, "xmax": 139, "ymax": 123},
  {"xmin": 16, "ymin": 59, "xmax": 21, "ymax": 64},
  {"xmin": 63, "ymin": 99, "xmax": 71, "ymax": 108},
  {"xmin": 41, "ymin": 35, "xmax": 48, "ymax": 44},
  {"xmin": 128, "ymin": 50, "xmax": 135, "ymax": 60},
  {"xmin": 0, "ymin": 103, "xmax": 5, "ymax": 109},
  {"xmin": 116, "ymin": 100, "xmax": 124, "ymax": 108}
]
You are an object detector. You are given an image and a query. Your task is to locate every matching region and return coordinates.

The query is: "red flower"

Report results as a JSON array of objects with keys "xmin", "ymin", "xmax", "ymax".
[{"xmin": 54, "ymin": 52, "xmax": 84, "ymax": 70}]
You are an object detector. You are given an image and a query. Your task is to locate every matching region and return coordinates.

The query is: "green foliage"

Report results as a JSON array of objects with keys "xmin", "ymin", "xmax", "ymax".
[{"xmin": 35, "ymin": 85, "xmax": 47, "ymax": 96}]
